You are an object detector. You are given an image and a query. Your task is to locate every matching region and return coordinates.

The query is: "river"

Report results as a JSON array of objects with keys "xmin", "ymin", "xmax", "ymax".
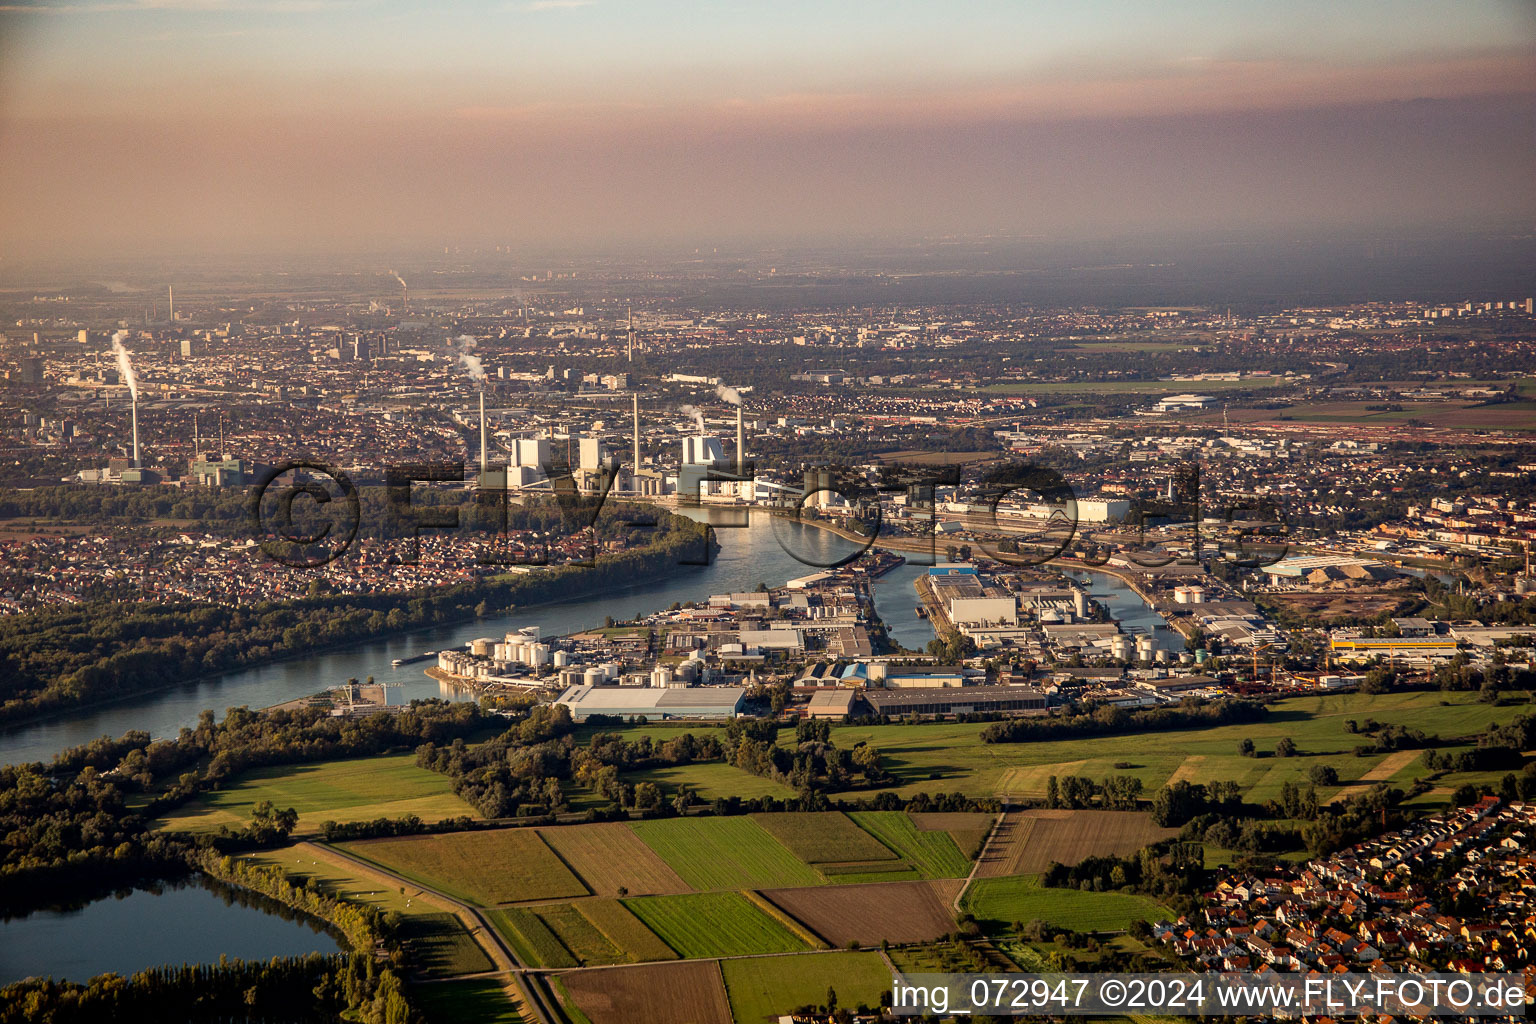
[
  {"xmin": 1062, "ymin": 569, "xmax": 1183, "ymax": 651},
  {"xmin": 2, "ymin": 510, "xmax": 935, "ymax": 766},
  {"xmin": 0, "ymin": 878, "xmax": 341, "ymax": 986}
]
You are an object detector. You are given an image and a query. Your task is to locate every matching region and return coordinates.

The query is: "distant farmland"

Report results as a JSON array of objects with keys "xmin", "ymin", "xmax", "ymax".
[
  {"xmin": 753, "ymin": 812, "xmax": 898, "ymax": 864},
  {"xmin": 962, "ymin": 875, "xmax": 1172, "ymax": 933},
  {"xmin": 630, "ymin": 817, "xmax": 823, "ymax": 891},
  {"xmin": 762, "ymin": 879, "xmax": 961, "ymax": 947},
  {"xmin": 538, "ymin": 823, "xmax": 690, "ymax": 897},
  {"xmin": 722, "ymin": 951, "xmax": 891, "ymax": 1024},
  {"xmin": 623, "ymin": 892, "xmax": 810, "ymax": 959},
  {"xmin": 978, "ymin": 809, "xmax": 1177, "ymax": 877},
  {"xmin": 340, "ymin": 829, "xmax": 587, "ymax": 905},
  {"xmin": 847, "ymin": 811, "xmax": 971, "ymax": 879},
  {"xmin": 559, "ymin": 960, "xmax": 734, "ymax": 1024}
]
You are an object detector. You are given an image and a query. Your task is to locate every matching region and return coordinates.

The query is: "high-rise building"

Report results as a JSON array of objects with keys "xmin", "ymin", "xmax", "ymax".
[
  {"xmin": 682, "ymin": 436, "xmax": 726, "ymax": 466},
  {"xmin": 577, "ymin": 436, "xmax": 606, "ymax": 471},
  {"xmin": 515, "ymin": 438, "xmax": 551, "ymax": 469}
]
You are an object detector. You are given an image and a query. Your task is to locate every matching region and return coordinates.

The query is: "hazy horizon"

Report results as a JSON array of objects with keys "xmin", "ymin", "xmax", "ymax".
[{"xmin": 1, "ymin": 1, "xmax": 1533, "ymax": 257}]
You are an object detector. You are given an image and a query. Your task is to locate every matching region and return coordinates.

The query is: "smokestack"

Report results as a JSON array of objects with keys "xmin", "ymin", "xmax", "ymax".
[
  {"xmin": 131, "ymin": 395, "xmax": 140, "ymax": 468},
  {"xmin": 632, "ymin": 393, "xmax": 641, "ymax": 489},
  {"xmin": 168, "ymin": 285, "xmax": 174, "ymax": 323},
  {"xmin": 479, "ymin": 389, "xmax": 487, "ymax": 475},
  {"xmin": 626, "ymin": 307, "xmax": 634, "ymax": 363},
  {"xmin": 736, "ymin": 404, "xmax": 745, "ymax": 476}
]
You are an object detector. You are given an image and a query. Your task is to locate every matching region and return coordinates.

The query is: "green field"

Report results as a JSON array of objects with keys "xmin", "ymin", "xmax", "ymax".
[
  {"xmin": 488, "ymin": 907, "xmax": 576, "ymax": 968},
  {"xmin": 721, "ymin": 951, "xmax": 891, "ymax": 1024},
  {"xmin": 813, "ymin": 691, "xmax": 1525, "ymax": 803},
  {"xmin": 847, "ymin": 812, "xmax": 971, "ymax": 879},
  {"xmin": 629, "ymin": 817, "xmax": 823, "ymax": 890},
  {"xmin": 154, "ymin": 754, "xmax": 478, "ymax": 834},
  {"xmin": 340, "ymin": 828, "xmax": 588, "ymax": 906},
  {"xmin": 623, "ymin": 761, "xmax": 798, "ymax": 801},
  {"xmin": 574, "ymin": 898, "xmax": 677, "ymax": 962},
  {"xmin": 815, "ymin": 860, "xmax": 922, "ymax": 884},
  {"xmin": 411, "ymin": 979, "xmax": 523, "ymax": 1024},
  {"xmin": 961, "ymin": 875, "xmax": 1172, "ymax": 933},
  {"xmin": 572, "ymin": 693, "xmax": 1521, "ymax": 808},
  {"xmin": 536, "ymin": 903, "xmax": 625, "ymax": 966},
  {"xmin": 622, "ymin": 892, "xmax": 811, "ymax": 958},
  {"xmin": 753, "ymin": 812, "xmax": 898, "ymax": 864}
]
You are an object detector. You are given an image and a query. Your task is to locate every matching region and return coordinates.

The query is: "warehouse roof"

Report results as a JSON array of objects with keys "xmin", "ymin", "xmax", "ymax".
[{"xmin": 554, "ymin": 685, "xmax": 746, "ymax": 712}]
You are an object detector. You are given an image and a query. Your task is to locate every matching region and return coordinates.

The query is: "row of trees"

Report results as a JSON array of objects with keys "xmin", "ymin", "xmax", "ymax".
[
  {"xmin": 0, "ymin": 954, "xmax": 410, "ymax": 1024},
  {"xmin": 1043, "ymin": 774, "xmax": 1143, "ymax": 810}
]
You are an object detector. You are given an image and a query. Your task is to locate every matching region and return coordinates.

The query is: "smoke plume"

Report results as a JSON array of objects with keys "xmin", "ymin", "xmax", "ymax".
[
  {"xmin": 453, "ymin": 334, "xmax": 485, "ymax": 381},
  {"xmin": 679, "ymin": 404, "xmax": 706, "ymax": 432},
  {"xmin": 715, "ymin": 384, "xmax": 742, "ymax": 405},
  {"xmin": 110, "ymin": 331, "xmax": 138, "ymax": 400}
]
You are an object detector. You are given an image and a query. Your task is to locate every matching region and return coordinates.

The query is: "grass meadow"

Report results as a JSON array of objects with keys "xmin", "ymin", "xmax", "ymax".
[{"xmin": 155, "ymin": 753, "xmax": 477, "ymax": 835}]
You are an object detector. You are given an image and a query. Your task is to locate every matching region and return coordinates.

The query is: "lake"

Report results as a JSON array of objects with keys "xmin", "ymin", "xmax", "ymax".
[{"xmin": 0, "ymin": 877, "xmax": 342, "ymax": 986}]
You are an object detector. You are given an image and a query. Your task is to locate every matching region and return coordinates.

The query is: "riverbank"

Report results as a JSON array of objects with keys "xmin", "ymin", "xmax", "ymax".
[{"xmin": 0, "ymin": 518, "xmax": 716, "ymax": 740}]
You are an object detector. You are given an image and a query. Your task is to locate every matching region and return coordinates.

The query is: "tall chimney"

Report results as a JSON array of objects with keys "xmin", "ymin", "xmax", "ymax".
[
  {"xmin": 479, "ymin": 389, "xmax": 487, "ymax": 475},
  {"xmin": 131, "ymin": 395, "xmax": 140, "ymax": 468},
  {"xmin": 736, "ymin": 403, "xmax": 745, "ymax": 476},
  {"xmin": 168, "ymin": 285, "xmax": 174, "ymax": 323},
  {"xmin": 632, "ymin": 393, "xmax": 641, "ymax": 491}
]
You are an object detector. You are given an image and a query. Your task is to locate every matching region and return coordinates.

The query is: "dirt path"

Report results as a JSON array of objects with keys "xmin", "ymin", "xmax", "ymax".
[
  {"xmin": 954, "ymin": 804, "xmax": 1009, "ymax": 911},
  {"xmin": 308, "ymin": 841, "xmax": 557, "ymax": 1024},
  {"xmin": 1327, "ymin": 750, "xmax": 1421, "ymax": 803}
]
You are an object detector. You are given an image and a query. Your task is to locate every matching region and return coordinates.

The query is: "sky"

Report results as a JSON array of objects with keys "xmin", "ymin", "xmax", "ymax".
[{"xmin": 0, "ymin": 0, "xmax": 1532, "ymax": 256}]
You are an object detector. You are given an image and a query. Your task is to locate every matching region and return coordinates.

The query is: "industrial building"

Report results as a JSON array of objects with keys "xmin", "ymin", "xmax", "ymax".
[
  {"xmin": 553, "ymin": 684, "xmax": 745, "ymax": 720},
  {"xmin": 862, "ymin": 686, "xmax": 1047, "ymax": 718}
]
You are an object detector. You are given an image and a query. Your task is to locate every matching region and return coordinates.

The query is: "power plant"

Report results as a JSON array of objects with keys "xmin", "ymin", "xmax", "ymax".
[{"xmin": 109, "ymin": 331, "xmax": 141, "ymax": 467}]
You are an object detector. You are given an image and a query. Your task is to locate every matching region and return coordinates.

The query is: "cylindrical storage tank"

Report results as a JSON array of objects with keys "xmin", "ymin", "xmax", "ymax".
[
  {"xmin": 1136, "ymin": 634, "xmax": 1157, "ymax": 660},
  {"xmin": 1111, "ymin": 636, "xmax": 1134, "ymax": 661},
  {"xmin": 1179, "ymin": 651, "xmax": 1194, "ymax": 665},
  {"xmin": 528, "ymin": 643, "xmax": 551, "ymax": 667},
  {"xmin": 650, "ymin": 666, "xmax": 672, "ymax": 688},
  {"xmin": 1073, "ymin": 590, "xmax": 1090, "ymax": 618},
  {"xmin": 552, "ymin": 650, "xmax": 569, "ymax": 668},
  {"xmin": 583, "ymin": 667, "xmax": 605, "ymax": 687},
  {"xmin": 470, "ymin": 637, "xmax": 495, "ymax": 657},
  {"xmin": 1516, "ymin": 576, "xmax": 1531, "ymax": 595},
  {"xmin": 517, "ymin": 626, "xmax": 541, "ymax": 643}
]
